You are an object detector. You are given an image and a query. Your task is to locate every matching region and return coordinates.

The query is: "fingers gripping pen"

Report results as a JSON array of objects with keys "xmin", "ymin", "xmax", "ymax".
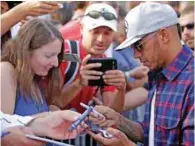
[
  {"xmin": 80, "ymin": 103, "xmax": 105, "ymax": 119},
  {"xmin": 68, "ymin": 106, "xmax": 93, "ymax": 132}
]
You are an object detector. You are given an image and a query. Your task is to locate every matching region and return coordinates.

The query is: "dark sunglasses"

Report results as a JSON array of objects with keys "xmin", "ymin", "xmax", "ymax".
[
  {"xmin": 131, "ymin": 40, "xmax": 143, "ymax": 52},
  {"xmin": 86, "ymin": 11, "xmax": 117, "ymax": 21},
  {"xmin": 181, "ymin": 23, "xmax": 194, "ymax": 32},
  {"xmin": 131, "ymin": 32, "xmax": 158, "ymax": 52}
]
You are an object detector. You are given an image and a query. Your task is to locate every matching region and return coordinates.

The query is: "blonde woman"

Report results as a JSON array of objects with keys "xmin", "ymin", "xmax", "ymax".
[{"xmin": 1, "ymin": 19, "xmax": 80, "ymax": 145}]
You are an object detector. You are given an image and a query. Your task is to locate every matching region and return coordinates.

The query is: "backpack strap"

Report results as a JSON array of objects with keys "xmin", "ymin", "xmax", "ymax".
[{"xmin": 63, "ymin": 40, "xmax": 80, "ymax": 86}]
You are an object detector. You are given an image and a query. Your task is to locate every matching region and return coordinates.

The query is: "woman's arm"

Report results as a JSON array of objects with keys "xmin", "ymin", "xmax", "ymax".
[{"xmin": 0, "ymin": 62, "xmax": 17, "ymax": 114}]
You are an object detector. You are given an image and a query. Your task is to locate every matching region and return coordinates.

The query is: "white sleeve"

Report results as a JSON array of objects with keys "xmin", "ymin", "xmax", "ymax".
[{"xmin": 0, "ymin": 111, "xmax": 34, "ymax": 132}]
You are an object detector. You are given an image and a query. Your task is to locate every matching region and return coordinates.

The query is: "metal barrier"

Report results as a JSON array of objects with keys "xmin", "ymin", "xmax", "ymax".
[{"xmin": 63, "ymin": 134, "xmax": 100, "ymax": 146}]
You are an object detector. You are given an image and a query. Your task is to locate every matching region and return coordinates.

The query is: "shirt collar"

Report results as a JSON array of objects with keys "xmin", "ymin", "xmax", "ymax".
[{"xmin": 161, "ymin": 45, "xmax": 193, "ymax": 81}]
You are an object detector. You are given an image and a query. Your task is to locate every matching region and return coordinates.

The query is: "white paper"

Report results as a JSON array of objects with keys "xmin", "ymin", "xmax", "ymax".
[{"xmin": 25, "ymin": 134, "xmax": 74, "ymax": 146}]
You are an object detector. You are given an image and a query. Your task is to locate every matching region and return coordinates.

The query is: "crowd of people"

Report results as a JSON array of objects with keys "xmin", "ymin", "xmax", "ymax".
[{"xmin": 1, "ymin": 1, "xmax": 194, "ymax": 146}]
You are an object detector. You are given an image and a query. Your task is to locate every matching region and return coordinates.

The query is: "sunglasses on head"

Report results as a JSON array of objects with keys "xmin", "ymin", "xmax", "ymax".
[
  {"xmin": 181, "ymin": 23, "xmax": 194, "ymax": 32},
  {"xmin": 86, "ymin": 11, "xmax": 117, "ymax": 21}
]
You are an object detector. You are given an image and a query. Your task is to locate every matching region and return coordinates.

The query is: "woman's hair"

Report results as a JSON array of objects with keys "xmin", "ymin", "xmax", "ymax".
[{"xmin": 1, "ymin": 18, "xmax": 64, "ymax": 104}]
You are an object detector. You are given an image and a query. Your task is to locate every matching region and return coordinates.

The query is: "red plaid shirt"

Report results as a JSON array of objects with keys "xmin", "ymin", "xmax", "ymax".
[{"xmin": 140, "ymin": 45, "xmax": 194, "ymax": 146}]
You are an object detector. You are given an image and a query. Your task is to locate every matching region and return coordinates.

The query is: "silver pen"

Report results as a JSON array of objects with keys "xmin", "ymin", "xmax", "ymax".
[
  {"xmin": 69, "ymin": 105, "xmax": 93, "ymax": 132},
  {"xmin": 80, "ymin": 103, "xmax": 105, "ymax": 119},
  {"xmin": 80, "ymin": 103, "xmax": 113, "ymax": 138}
]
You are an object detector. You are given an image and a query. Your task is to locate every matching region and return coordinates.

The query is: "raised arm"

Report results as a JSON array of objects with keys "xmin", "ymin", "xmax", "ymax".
[
  {"xmin": 102, "ymin": 69, "xmax": 126, "ymax": 112},
  {"xmin": 1, "ymin": 1, "xmax": 61, "ymax": 36}
]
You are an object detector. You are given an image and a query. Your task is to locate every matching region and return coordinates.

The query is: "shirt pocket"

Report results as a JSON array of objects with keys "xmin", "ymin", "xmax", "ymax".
[{"xmin": 155, "ymin": 106, "xmax": 181, "ymax": 129}]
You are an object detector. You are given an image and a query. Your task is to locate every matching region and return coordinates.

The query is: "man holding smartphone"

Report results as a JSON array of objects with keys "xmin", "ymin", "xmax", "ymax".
[{"xmin": 56, "ymin": 3, "xmax": 126, "ymax": 113}]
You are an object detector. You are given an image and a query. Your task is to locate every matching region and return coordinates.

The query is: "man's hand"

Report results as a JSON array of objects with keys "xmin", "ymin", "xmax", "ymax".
[
  {"xmin": 125, "ymin": 66, "xmax": 149, "ymax": 90},
  {"xmin": 87, "ymin": 127, "xmax": 136, "ymax": 146},
  {"xmin": 127, "ymin": 66, "xmax": 149, "ymax": 79},
  {"xmin": 79, "ymin": 55, "xmax": 103, "ymax": 86},
  {"xmin": 29, "ymin": 110, "xmax": 83, "ymax": 140},
  {"xmin": 18, "ymin": 1, "xmax": 62, "ymax": 17},
  {"xmin": 1, "ymin": 127, "xmax": 45, "ymax": 146},
  {"xmin": 103, "ymin": 70, "xmax": 126, "ymax": 91},
  {"xmin": 89, "ymin": 105, "xmax": 121, "ymax": 128}
]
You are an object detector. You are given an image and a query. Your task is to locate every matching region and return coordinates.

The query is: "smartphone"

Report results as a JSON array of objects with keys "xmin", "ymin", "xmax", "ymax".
[{"xmin": 87, "ymin": 58, "xmax": 117, "ymax": 86}]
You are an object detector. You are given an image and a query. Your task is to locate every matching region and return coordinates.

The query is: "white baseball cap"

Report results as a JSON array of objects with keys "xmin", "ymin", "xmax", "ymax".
[
  {"xmin": 115, "ymin": 2, "xmax": 179, "ymax": 50},
  {"xmin": 81, "ymin": 3, "xmax": 118, "ymax": 31}
]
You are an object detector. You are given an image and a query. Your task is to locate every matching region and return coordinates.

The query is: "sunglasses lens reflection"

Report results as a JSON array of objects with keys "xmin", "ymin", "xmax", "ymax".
[{"xmin": 87, "ymin": 11, "xmax": 116, "ymax": 21}]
